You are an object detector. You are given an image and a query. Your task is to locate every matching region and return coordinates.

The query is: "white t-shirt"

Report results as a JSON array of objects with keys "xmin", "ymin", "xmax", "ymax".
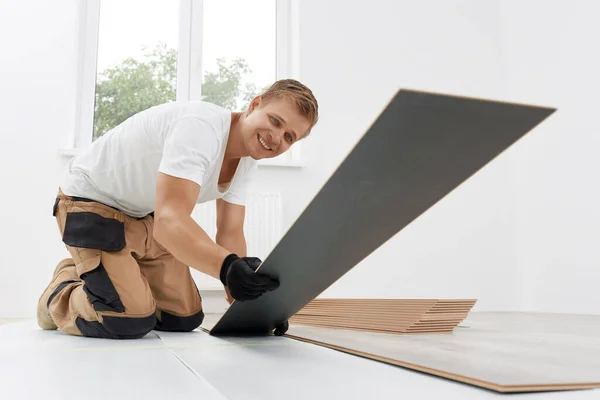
[{"xmin": 60, "ymin": 101, "xmax": 257, "ymax": 218}]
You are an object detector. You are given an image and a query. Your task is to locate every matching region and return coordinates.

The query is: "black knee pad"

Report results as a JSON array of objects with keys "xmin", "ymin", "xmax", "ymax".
[
  {"xmin": 76, "ymin": 314, "xmax": 156, "ymax": 339},
  {"xmin": 154, "ymin": 309, "xmax": 205, "ymax": 332}
]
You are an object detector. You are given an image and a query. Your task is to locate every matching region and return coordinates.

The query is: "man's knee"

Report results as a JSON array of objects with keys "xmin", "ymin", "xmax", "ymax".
[
  {"xmin": 76, "ymin": 313, "xmax": 156, "ymax": 339},
  {"xmin": 154, "ymin": 309, "xmax": 205, "ymax": 332},
  {"xmin": 77, "ymin": 260, "xmax": 157, "ymax": 339}
]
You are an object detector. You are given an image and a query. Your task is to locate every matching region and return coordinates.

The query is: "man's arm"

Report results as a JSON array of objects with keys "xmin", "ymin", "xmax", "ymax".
[
  {"xmin": 215, "ymin": 198, "xmax": 247, "ymax": 255},
  {"xmin": 154, "ymin": 172, "xmax": 279, "ymax": 304},
  {"xmin": 214, "ymin": 198, "xmax": 288, "ymax": 334},
  {"xmin": 215, "ymin": 198, "xmax": 248, "ymax": 304},
  {"xmin": 153, "ymin": 172, "xmax": 230, "ymax": 280}
]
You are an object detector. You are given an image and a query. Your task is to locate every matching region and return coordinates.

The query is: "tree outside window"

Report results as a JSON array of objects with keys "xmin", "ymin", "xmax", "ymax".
[
  {"xmin": 92, "ymin": 0, "xmax": 276, "ymax": 141},
  {"xmin": 93, "ymin": 44, "xmax": 266, "ymax": 140}
]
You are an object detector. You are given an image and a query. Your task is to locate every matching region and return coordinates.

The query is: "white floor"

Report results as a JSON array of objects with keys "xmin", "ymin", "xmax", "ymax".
[
  {"xmin": 1, "ymin": 314, "xmax": 599, "ymax": 399},
  {"xmin": 0, "ymin": 319, "xmax": 25, "ymax": 325}
]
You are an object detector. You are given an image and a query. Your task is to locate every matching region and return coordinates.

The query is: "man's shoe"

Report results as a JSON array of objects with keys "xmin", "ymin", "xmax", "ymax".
[{"xmin": 36, "ymin": 258, "xmax": 79, "ymax": 330}]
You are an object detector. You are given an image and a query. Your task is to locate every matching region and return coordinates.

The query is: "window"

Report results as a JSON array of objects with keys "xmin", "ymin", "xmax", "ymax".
[
  {"xmin": 200, "ymin": 0, "xmax": 276, "ymax": 112},
  {"xmin": 70, "ymin": 0, "xmax": 302, "ymax": 167},
  {"xmin": 93, "ymin": 0, "xmax": 179, "ymax": 141}
]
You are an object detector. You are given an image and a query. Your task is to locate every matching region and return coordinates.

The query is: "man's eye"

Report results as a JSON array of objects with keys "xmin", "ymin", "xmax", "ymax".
[
  {"xmin": 270, "ymin": 116, "xmax": 279, "ymax": 126},
  {"xmin": 286, "ymin": 133, "xmax": 293, "ymax": 142}
]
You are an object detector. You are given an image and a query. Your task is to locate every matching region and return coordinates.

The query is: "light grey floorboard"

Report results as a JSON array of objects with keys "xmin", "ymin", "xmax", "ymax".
[{"xmin": 286, "ymin": 312, "xmax": 600, "ymax": 391}]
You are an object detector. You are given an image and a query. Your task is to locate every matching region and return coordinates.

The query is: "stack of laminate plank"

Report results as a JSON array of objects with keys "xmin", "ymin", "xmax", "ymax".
[{"xmin": 289, "ymin": 298, "xmax": 476, "ymax": 334}]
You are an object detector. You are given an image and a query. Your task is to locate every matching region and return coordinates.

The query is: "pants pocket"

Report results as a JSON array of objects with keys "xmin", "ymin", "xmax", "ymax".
[
  {"xmin": 62, "ymin": 212, "xmax": 126, "ymax": 252},
  {"xmin": 81, "ymin": 259, "xmax": 126, "ymax": 313}
]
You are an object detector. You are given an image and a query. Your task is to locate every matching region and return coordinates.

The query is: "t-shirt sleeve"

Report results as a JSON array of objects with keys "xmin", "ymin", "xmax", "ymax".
[
  {"xmin": 158, "ymin": 117, "xmax": 220, "ymax": 187},
  {"xmin": 222, "ymin": 161, "xmax": 257, "ymax": 206}
]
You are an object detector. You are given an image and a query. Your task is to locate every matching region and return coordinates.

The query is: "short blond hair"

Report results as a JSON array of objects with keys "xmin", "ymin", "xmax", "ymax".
[{"xmin": 259, "ymin": 79, "xmax": 319, "ymax": 137}]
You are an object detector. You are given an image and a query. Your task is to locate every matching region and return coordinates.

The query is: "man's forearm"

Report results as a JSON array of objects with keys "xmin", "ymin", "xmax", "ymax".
[
  {"xmin": 215, "ymin": 229, "xmax": 247, "ymax": 257},
  {"xmin": 154, "ymin": 213, "xmax": 230, "ymax": 280},
  {"xmin": 216, "ymin": 229, "xmax": 247, "ymax": 304}
]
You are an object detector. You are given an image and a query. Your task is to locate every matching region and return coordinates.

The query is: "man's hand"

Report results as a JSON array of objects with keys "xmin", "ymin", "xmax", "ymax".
[{"xmin": 219, "ymin": 254, "xmax": 280, "ymax": 301}]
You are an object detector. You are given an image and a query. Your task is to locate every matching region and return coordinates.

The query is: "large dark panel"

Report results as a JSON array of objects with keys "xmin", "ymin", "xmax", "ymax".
[{"xmin": 210, "ymin": 89, "xmax": 555, "ymax": 336}]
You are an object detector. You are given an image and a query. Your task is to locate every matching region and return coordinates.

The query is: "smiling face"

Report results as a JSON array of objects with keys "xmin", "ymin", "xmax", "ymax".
[{"xmin": 241, "ymin": 96, "xmax": 312, "ymax": 160}]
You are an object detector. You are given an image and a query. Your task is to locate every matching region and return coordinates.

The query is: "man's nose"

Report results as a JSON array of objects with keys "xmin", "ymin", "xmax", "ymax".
[{"xmin": 268, "ymin": 131, "xmax": 282, "ymax": 146}]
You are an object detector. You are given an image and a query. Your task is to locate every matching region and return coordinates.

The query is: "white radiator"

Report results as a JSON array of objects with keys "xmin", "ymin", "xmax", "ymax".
[{"xmin": 190, "ymin": 191, "xmax": 283, "ymax": 290}]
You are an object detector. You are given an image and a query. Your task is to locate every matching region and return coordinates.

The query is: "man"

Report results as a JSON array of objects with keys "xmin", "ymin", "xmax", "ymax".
[{"xmin": 37, "ymin": 79, "xmax": 319, "ymax": 339}]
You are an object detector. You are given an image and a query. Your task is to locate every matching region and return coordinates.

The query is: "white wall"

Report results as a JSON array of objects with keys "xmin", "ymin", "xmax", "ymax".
[
  {"xmin": 288, "ymin": 0, "xmax": 523, "ymax": 311},
  {"xmin": 0, "ymin": 0, "xmax": 79, "ymax": 318},
  {"xmin": 500, "ymin": 0, "xmax": 600, "ymax": 313},
  {"xmin": 1, "ymin": 0, "xmax": 598, "ymax": 317},
  {"xmin": 292, "ymin": 0, "xmax": 600, "ymax": 313}
]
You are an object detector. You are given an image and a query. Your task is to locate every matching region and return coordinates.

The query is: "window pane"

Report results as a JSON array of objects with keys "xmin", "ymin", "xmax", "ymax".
[
  {"xmin": 93, "ymin": 0, "xmax": 179, "ymax": 140},
  {"xmin": 201, "ymin": 0, "xmax": 277, "ymax": 111}
]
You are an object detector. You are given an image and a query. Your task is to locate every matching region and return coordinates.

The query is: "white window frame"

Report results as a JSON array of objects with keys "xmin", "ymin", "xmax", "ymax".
[{"xmin": 62, "ymin": 0, "xmax": 304, "ymax": 168}]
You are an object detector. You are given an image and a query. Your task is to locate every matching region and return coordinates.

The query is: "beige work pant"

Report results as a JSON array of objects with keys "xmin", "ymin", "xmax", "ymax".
[{"xmin": 47, "ymin": 190, "xmax": 204, "ymax": 339}]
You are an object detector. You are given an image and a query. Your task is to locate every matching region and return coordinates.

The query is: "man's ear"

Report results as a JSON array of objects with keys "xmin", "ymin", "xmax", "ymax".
[{"xmin": 248, "ymin": 95, "xmax": 262, "ymax": 113}]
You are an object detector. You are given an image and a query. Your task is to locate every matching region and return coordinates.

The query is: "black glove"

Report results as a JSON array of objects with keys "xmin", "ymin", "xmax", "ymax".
[
  {"xmin": 219, "ymin": 254, "xmax": 280, "ymax": 301},
  {"xmin": 273, "ymin": 320, "xmax": 289, "ymax": 336}
]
